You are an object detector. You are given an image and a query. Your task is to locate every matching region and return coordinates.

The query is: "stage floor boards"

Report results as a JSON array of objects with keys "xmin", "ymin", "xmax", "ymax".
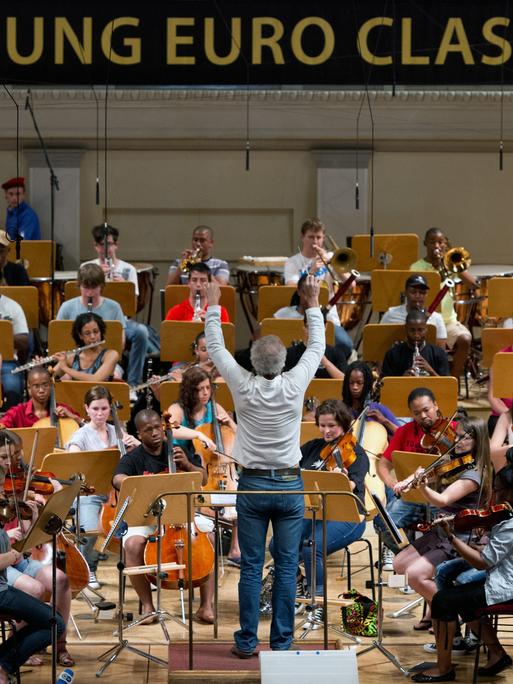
[{"xmin": 22, "ymin": 527, "xmax": 512, "ymax": 683}]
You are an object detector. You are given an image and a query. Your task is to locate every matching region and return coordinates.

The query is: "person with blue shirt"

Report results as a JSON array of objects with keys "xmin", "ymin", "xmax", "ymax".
[{"xmin": 2, "ymin": 177, "xmax": 41, "ymax": 241}]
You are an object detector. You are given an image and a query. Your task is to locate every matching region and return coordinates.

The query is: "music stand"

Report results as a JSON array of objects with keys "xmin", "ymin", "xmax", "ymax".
[
  {"xmin": 42, "ymin": 449, "xmax": 121, "ymax": 604},
  {"xmin": 295, "ymin": 471, "xmax": 365, "ymax": 644},
  {"xmin": 14, "ymin": 481, "xmax": 82, "ymax": 684},
  {"xmin": 96, "ymin": 472, "xmax": 202, "ymax": 677},
  {"xmin": 10, "ymin": 426, "xmax": 57, "ymax": 470},
  {"xmin": 392, "ymin": 451, "xmax": 440, "ymax": 505}
]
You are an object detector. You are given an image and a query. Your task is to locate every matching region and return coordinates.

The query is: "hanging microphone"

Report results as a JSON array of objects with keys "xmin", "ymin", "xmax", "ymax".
[
  {"xmin": 24, "ymin": 90, "xmax": 30, "ymax": 111},
  {"xmin": 499, "ymin": 140, "xmax": 504, "ymax": 171},
  {"xmin": 355, "ymin": 181, "xmax": 360, "ymax": 210},
  {"xmin": 369, "ymin": 226, "xmax": 375, "ymax": 258},
  {"xmin": 95, "ymin": 177, "xmax": 100, "ymax": 205},
  {"xmin": 245, "ymin": 140, "xmax": 250, "ymax": 171}
]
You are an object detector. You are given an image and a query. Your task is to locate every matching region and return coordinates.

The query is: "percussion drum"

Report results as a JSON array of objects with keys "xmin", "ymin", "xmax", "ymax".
[{"xmin": 235, "ymin": 262, "xmax": 284, "ymax": 332}]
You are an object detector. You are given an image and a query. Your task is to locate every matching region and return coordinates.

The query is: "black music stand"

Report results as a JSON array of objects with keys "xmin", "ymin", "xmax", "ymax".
[{"xmin": 14, "ymin": 482, "xmax": 82, "ymax": 684}]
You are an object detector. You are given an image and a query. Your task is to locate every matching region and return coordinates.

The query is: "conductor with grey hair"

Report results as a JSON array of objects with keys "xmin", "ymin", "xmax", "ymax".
[{"xmin": 205, "ymin": 276, "xmax": 324, "ymax": 657}]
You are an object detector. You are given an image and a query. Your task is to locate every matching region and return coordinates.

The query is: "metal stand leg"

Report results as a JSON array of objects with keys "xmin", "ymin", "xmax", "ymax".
[{"xmin": 357, "ymin": 535, "xmax": 409, "ymax": 676}]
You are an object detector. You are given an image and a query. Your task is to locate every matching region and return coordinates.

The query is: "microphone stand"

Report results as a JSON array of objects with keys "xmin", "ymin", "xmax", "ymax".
[{"xmin": 24, "ymin": 91, "xmax": 59, "ymax": 318}]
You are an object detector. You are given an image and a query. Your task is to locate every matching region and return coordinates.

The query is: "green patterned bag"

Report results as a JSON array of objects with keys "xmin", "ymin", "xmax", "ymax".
[{"xmin": 340, "ymin": 589, "xmax": 378, "ymax": 637}]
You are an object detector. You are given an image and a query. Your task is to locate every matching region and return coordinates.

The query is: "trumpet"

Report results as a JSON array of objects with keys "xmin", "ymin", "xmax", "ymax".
[
  {"xmin": 11, "ymin": 340, "xmax": 106, "ymax": 374},
  {"xmin": 180, "ymin": 248, "xmax": 202, "ymax": 274},
  {"xmin": 438, "ymin": 246, "xmax": 471, "ymax": 281}
]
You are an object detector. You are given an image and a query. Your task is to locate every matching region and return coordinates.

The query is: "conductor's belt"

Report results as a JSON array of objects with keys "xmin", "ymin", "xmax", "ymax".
[{"xmin": 240, "ymin": 467, "xmax": 300, "ymax": 477}]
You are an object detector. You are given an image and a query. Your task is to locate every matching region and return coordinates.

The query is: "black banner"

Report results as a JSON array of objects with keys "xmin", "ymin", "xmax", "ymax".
[{"xmin": 2, "ymin": 1, "xmax": 513, "ymax": 86}]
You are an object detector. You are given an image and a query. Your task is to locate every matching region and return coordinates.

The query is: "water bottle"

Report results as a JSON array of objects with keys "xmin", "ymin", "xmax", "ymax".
[{"xmin": 56, "ymin": 668, "xmax": 74, "ymax": 684}]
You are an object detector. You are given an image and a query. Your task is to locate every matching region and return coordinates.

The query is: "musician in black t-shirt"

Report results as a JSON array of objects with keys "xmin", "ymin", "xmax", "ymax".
[
  {"xmin": 381, "ymin": 310, "xmax": 450, "ymax": 378},
  {"xmin": 113, "ymin": 409, "xmax": 208, "ymax": 623}
]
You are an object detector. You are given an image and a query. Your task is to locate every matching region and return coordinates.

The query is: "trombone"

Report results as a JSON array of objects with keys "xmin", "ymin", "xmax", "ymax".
[
  {"xmin": 438, "ymin": 246, "xmax": 471, "ymax": 281},
  {"xmin": 315, "ymin": 234, "xmax": 358, "ymax": 283}
]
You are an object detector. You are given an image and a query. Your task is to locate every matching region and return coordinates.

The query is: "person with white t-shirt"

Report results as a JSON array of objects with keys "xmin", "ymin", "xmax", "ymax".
[
  {"xmin": 284, "ymin": 218, "xmax": 353, "ymax": 357},
  {"xmin": 0, "ymin": 293, "xmax": 29, "ymax": 407},
  {"xmin": 380, "ymin": 274, "xmax": 447, "ymax": 347}
]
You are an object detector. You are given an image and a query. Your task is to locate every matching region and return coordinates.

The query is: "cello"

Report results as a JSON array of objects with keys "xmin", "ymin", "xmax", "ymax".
[{"xmin": 99, "ymin": 401, "xmax": 127, "ymax": 545}]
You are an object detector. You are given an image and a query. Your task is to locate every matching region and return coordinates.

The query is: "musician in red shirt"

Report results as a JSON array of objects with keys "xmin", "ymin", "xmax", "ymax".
[{"xmin": 165, "ymin": 263, "xmax": 230, "ymax": 322}]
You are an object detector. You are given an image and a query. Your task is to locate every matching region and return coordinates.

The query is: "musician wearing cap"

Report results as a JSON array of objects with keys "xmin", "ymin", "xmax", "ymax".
[
  {"xmin": 0, "ymin": 230, "xmax": 29, "ymax": 286},
  {"xmin": 205, "ymin": 275, "xmax": 324, "ymax": 657},
  {"xmin": 410, "ymin": 228, "xmax": 475, "ymax": 378},
  {"xmin": 167, "ymin": 225, "xmax": 229, "ymax": 286},
  {"xmin": 2, "ymin": 177, "xmax": 41, "ymax": 241},
  {"xmin": 380, "ymin": 274, "xmax": 447, "ymax": 347}
]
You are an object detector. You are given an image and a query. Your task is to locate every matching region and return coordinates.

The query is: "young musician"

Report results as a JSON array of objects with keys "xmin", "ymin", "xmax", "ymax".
[
  {"xmin": 297, "ymin": 400, "xmax": 368, "ymax": 626},
  {"xmin": 167, "ymin": 225, "xmax": 229, "ymax": 286},
  {"xmin": 381, "ymin": 311, "xmax": 450, "ymax": 378},
  {"xmin": 165, "ymin": 262, "xmax": 230, "ymax": 322},
  {"xmin": 411, "ymin": 462, "xmax": 513, "ymax": 682},
  {"xmin": 393, "ymin": 417, "xmax": 492, "ymax": 631},
  {"xmin": 84, "ymin": 224, "xmax": 139, "ymax": 289},
  {"xmin": 112, "ymin": 409, "xmax": 211, "ymax": 623},
  {"xmin": 0, "ymin": 432, "xmax": 65, "ymax": 683},
  {"xmin": 1, "ymin": 431, "xmax": 74, "ymax": 667},
  {"xmin": 0, "ymin": 366, "xmax": 80, "ymax": 429},
  {"xmin": 410, "ymin": 228, "xmax": 475, "ymax": 378},
  {"xmin": 52, "ymin": 312, "xmax": 120, "ymax": 382},
  {"xmin": 342, "ymin": 360, "xmax": 400, "ymax": 436},
  {"xmin": 65, "ymin": 386, "xmax": 139, "ymax": 589}
]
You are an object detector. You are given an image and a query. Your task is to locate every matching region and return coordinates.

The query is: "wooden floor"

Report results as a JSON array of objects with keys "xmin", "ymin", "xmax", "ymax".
[{"xmin": 20, "ymin": 523, "xmax": 513, "ymax": 683}]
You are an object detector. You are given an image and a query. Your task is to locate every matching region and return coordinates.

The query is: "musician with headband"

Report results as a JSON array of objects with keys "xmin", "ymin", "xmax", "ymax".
[
  {"xmin": 410, "ymin": 228, "xmax": 475, "ymax": 378},
  {"xmin": 167, "ymin": 225, "xmax": 229, "ymax": 286},
  {"xmin": 0, "ymin": 366, "xmax": 80, "ymax": 429},
  {"xmin": 380, "ymin": 274, "xmax": 447, "ymax": 347}
]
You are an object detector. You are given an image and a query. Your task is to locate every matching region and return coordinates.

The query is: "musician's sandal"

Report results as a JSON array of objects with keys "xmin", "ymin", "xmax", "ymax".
[
  {"xmin": 57, "ymin": 650, "xmax": 75, "ymax": 667},
  {"xmin": 413, "ymin": 618, "xmax": 432, "ymax": 631}
]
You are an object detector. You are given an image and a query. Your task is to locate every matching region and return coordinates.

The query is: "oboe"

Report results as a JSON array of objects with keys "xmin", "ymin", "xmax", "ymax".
[{"xmin": 11, "ymin": 340, "xmax": 106, "ymax": 374}]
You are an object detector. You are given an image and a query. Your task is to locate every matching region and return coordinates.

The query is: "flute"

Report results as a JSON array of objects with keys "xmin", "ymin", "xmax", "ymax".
[
  {"xmin": 130, "ymin": 371, "xmax": 176, "ymax": 393},
  {"xmin": 11, "ymin": 340, "xmax": 106, "ymax": 374}
]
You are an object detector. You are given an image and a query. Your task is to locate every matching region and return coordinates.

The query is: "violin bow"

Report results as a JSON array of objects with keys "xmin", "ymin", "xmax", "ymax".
[{"xmin": 22, "ymin": 429, "xmax": 39, "ymax": 503}]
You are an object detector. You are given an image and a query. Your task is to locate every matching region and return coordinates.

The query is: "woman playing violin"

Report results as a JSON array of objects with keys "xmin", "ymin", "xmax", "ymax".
[
  {"xmin": 66, "ymin": 386, "xmax": 139, "ymax": 589},
  {"xmin": 0, "ymin": 366, "xmax": 80, "ymax": 429},
  {"xmin": 53, "ymin": 312, "xmax": 120, "ymax": 382},
  {"xmin": 0, "ymin": 430, "xmax": 74, "ymax": 668},
  {"xmin": 271, "ymin": 400, "xmax": 368, "ymax": 623},
  {"xmin": 342, "ymin": 361, "xmax": 400, "ymax": 436},
  {"xmin": 411, "ymin": 461, "xmax": 513, "ymax": 683},
  {"xmin": 393, "ymin": 417, "xmax": 493, "ymax": 632}
]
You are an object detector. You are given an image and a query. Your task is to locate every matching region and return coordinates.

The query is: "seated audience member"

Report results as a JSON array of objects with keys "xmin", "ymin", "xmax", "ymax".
[
  {"xmin": 410, "ymin": 462, "xmax": 513, "ymax": 682},
  {"xmin": 381, "ymin": 311, "xmax": 450, "ymax": 377},
  {"xmin": 487, "ymin": 344, "xmax": 512, "ymax": 436},
  {"xmin": 80, "ymin": 226, "xmax": 152, "ymax": 388},
  {"xmin": 283, "ymin": 313, "xmax": 346, "ymax": 379},
  {"xmin": 342, "ymin": 360, "xmax": 401, "ymax": 435},
  {"xmin": 380, "ymin": 274, "xmax": 447, "ymax": 347},
  {"xmin": 0, "ymin": 230, "xmax": 29, "ymax": 285},
  {"xmin": 53, "ymin": 312, "xmax": 119, "ymax": 382},
  {"xmin": 0, "ymin": 434, "xmax": 65, "ymax": 683},
  {"xmin": 112, "ymin": 409, "xmax": 212, "ymax": 624},
  {"xmin": 167, "ymin": 225, "xmax": 229, "ymax": 285},
  {"xmin": 0, "ymin": 366, "xmax": 80, "ymax": 429},
  {"xmin": 393, "ymin": 416, "xmax": 492, "ymax": 632},
  {"xmin": 0, "ymin": 291, "xmax": 29, "ymax": 408},
  {"xmin": 1, "ymin": 430, "xmax": 75, "ymax": 667},
  {"xmin": 283, "ymin": 219, "xmax": 353, "ymax": 358},
  {"xmin": 275, "ymin": 272, "xmax": 352, "ymax": 359},
  {"xmin": 56, "ymin": 263, "xmax": 145, "ymax": 400},
  {"xmin": 410, "ymin": 228, "xmax": 474, "ymax": 377},
  {"xmin": 65, "ymin": 385, "xmax": 139, "ymax": 589},
  {"xmin": 490, "ymin": 406, "xmax": 513, "ymax": 473},
  {"xmin": 2, "ymin": 176, "xmax": 41, "ymax": 241},
  {"xmin": 165, "ymin": 262, "xmax": 230, "ymax": 322}
]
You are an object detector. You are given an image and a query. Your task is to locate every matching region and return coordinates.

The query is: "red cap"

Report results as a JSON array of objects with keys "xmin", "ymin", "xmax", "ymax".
[{"xmin": 1, "ymin": 177, "xmax": 25, "ymax": 191}]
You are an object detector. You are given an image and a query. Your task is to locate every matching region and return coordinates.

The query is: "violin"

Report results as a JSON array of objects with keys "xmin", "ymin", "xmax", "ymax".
[
  {"xmin": 4, "ymin": 467, "xmax": 95, "ymax": 497},
  {"xmin": 428, "ymin": 503, "xmax": 513, "ymax": 534},
  {"xmin": 318, "ymin": 433, "xmax": 357, "ymax": 471},
  {"xmin": 0, "ymin": 497, "xmax": 34, "ymax": 523},
  {"xmin": 420, "ymin": 416, "xmax": 457, "ymax": 454}
]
